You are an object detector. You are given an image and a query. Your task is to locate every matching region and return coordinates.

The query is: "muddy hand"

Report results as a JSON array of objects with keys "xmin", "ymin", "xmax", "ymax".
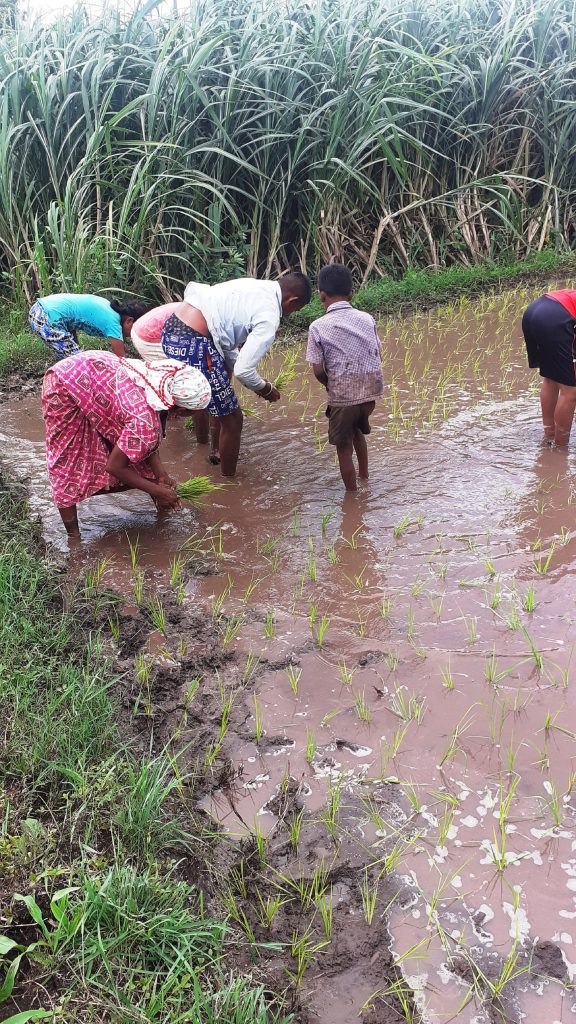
[{"xmin": 153, "ymin": 483, "xmax": 182, "ymax": 511}]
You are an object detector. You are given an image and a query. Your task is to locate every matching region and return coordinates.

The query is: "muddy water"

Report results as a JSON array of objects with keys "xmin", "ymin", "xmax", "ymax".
[{"xmin": 2, "ymin": 282, "xmax": 576, "ymax": 1022}]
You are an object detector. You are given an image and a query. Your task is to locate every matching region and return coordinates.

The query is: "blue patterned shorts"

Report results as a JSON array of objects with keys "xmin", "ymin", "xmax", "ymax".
[
  {"xmin": 29, "ymin": 301, "xmax": 80, "ymax": 360},
  {"xmin": 161, "ymin": 315, "xmax": 239, "ymax": 418}
]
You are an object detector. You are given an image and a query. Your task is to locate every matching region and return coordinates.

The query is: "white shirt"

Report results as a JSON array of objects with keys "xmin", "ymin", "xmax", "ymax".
[{"xmin": 184, "ymin": 278, "xmax": 282, "ymax": 391}]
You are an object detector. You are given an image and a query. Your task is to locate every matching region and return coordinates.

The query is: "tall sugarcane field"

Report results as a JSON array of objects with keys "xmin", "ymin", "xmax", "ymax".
[{"xmin": 1, "ymin": 1, "xmax": 576, "ymax": 1023}]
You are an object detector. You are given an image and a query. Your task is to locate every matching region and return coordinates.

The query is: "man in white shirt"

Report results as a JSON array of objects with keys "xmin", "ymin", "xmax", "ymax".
[{"xmin": 161, "ymin": 273, "xmax": 311, "ymax": 476}]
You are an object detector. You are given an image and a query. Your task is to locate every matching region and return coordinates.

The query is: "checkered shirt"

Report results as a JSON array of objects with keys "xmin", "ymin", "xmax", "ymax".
[{"xmin": 306, "ymin": 301, "xmax": 384, "ymax": 406}]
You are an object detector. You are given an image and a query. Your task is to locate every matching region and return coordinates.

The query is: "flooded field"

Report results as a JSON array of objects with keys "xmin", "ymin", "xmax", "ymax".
[{"xmin": 2, "ymin": 282, "xmax": 576, "ymax": 1023}]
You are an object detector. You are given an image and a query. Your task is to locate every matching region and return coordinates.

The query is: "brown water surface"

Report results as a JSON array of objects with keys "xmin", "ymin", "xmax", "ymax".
[{"xmin": 2, "ymin": 283, "xmax": 576, "ymax": 1022}]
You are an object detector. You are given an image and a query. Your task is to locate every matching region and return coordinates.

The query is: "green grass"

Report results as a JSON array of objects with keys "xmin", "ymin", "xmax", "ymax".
[
  {"xmin": 290, "ymin": 249, "xmax": 576, "ymax": 330},
  {"xmin": 0, "ymin": 486, "xmax": 292, "ymax": 1024}
]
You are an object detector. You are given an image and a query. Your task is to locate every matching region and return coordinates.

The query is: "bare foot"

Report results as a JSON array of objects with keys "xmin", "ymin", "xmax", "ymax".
[{"xmin": 208, "ymin": 452, "xmax": 221, "ymax": 465}]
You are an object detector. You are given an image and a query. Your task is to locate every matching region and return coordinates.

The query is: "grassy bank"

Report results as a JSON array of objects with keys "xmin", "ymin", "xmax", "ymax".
[
  {"xmin": 1, "ymin": 249, "xmax": 573, "ymax": 380},
  {"xmin": 0, "ymin": 484, "xmax": 291, "ymax": 1024}
]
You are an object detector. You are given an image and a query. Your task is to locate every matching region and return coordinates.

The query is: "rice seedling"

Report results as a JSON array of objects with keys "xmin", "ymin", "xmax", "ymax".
[
  {"xmin": 290, "ymin": 810, "xmax": 304, "ymax": 853},
  {"xmin": 441, "ymin": 662, "xmax": 455, "ymax": 690},
  {"xmin": 322, "ymin": 775, "xmax": 345, "ymax": 841},
  {"xmin": 291, "ymin": 512, "xmax": 302, "ymax": 537},
  {"xmin": 353, "ymin": 689, "xmax": 372, "ymax": 723},
  {"xmin": 307, "ymin": 555, "xmax": 317, "ymax": 581},
  {"xmin": 542, "ymin": 778, "xmax": 563, "ymax": 828},
  {"xmin": 316, "ymin": 888, "xmax": 333, "ymax": 941},
  {"xmin": 315, "ymin": 614, "xmax": 330, "ymax": 648},
  {"xmin": 439, "ymin": 704, "xmax": 478, "ymax": 766},
  {"xmin": 83, "ymin": 558, "xmax": 108, "ymax": 600},
  {"xmin": 381, "ymin": 724, "xmax": 410, "ymax": 772},
  {"xmin": 253, "ymin": 693, "xmax": 263, "ymax": 743},
  {"xmin": 534, "ymin": 541, "xmax": 556, "ymax": 575},
  {"xmin": 393, "ymin": 514, "xmax": 413, "ymax": 538},
  {"xmin": 341, "ymin": 527, "xmax": 363, "ymax": 550},
  {"xmin": 360, "ymin": 869, "xmax": 380, "ymax": 925},
  {"xmin": 519, "ymin": 623, "xmax": 544, "ymax": 671},
  {"xmin": 221, "ymin": 886, "xmax": 256, "ymax": 944},
  {"xmin": 242, "ymin": 575, "xmax": 262, "ymax": 603},
  {"xmin": 242, "ymin": 650, "xmax": 260, "ymax": 684},
  {"xmin": 285, "ymin": 664, "xmax": 301, "ymax": 696},
  {"xmin": 522, "ymin": 585, "xmax": 536, "ymax": 612},
  {"xmin": 379, "ymin": 594, "xmax": 392, "ymax": 619},
  {"xmin": 345, "ymin": 565, "xmax": 367, "ymax": 592},
  {"xmin": 169, "ymin": 554, "xmax": 186, "ymax": 587},
  {"xmin": 288, "ymin": 927, "xmax": 329, "ymax": 989},
  {"xmin": 134, "ymin": 653, "xmax": 153, "ymax": 717},
  {"xmin": 126, "ymin": 534, "xmax": 140, "ymax": 572},
  {"xmin": 275, "ymin": 350, "xmax": 298, "ymax": 391},
  {"xmin": 406, "ymin": 605, "xmax": 417, "ymax": 643},
  {"xmin": 320, "ymin": 511, "xmax": 335, "ymax": 535},
  {"xmin": 321, "ymin": 707, "xmax": 341, "ymax": 727},
  {"xmin": 389, "ymin": 684, "xmax": 426, "ymax": 724},
  {"xmin": 147, "ymin": 595, "xmax": 167, "ymax": 636},
  {"xmin": 429, "ymin": 593, "xmax": 444, "ymax": 619},
  {"xmin": 337, "ymin": 658, "xmax": 354, "ymax": 686},
  {"xmin": 107, "ymin": 613, "xmax": 121, "ymax": 643},
  {"xmin": 464, "ymin": 615, "xmax": 478, "ymax": 644},
  {"xmin": 356, "ymin": 610, "xmax": 368, "ymax": 637},
  {"xmin": 222, "ymin": 612, "xmax": 244, "ymax": 648},
  {"xmin": 304, "ymin": 727, "xmax": 317, "ymax": 764},
  {"xmin": 263, "ymin": 609, "xmax": 275, "ymax": 639},
  {"xmin": 255, "ymin": 890, "xmax": 285, "ymax": 929},
  {"xmin": 176, "ymin": 476, "xmax": 224, "ymax": 504},
  {"xmin": 326, "ymin": 544, "xmax": 339, "ymax": 565},
  {"xmin": 133, "ymin": 568, "xmax": 145, "ymax": 606},
  {"xmin": 252, "ymin": 819, "xmax": 267, "ymax": 869}
]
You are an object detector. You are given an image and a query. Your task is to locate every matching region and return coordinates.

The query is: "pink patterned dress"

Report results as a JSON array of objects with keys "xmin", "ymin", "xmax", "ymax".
[{"xmin": 42, "ymin": 351, "xmax": 161, "ymax": 507}]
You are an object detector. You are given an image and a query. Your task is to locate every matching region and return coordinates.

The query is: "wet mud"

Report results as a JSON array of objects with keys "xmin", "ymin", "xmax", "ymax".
[{"xmin": 2, "ymin": 281, "xmax": 576, "ymax": 1021}]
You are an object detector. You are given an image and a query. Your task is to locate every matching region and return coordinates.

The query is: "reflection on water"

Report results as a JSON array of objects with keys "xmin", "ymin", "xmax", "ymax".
[{"xmin": 1, "ymin": 282, "xmax": 576, "ymax": 1021}]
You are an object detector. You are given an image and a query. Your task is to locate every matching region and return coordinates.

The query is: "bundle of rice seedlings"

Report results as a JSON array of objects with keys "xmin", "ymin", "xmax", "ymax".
[
  {"xmin": 275, "ymin": 353, "xmax": 299, "ymax": 391},
  {"xmin": 176, "ymin": 476, "xmax": 224, "ymax": 503}
]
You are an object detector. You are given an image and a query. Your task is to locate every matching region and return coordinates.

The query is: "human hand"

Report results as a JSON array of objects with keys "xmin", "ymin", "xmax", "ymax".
[
  {"xmin": 257, "ymin": 381, "xmax": 281, "ymax": 402},
  {"xmin": 153, "ymin": 484, "xmax": 182, "ymax": 511}
]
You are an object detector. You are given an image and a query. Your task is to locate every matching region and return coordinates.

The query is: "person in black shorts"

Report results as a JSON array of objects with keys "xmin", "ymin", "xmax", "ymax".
[{"xmin": 522, "ymin": 289, "xmax": 576, "ymax": 447}]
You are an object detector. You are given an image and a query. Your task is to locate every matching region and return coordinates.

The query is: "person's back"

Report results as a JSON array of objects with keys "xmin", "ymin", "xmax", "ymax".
[
  {"xmin": 30, "ymin": 293, "xmax": 149, "ymax": 360},
  {"xmin": 307, "ymin": 302, "xmax": 383, "ymax": 406},
  {"xmin": 307, "ymin": 264, "xmax": 383, "ymax": 491},
  {"xmin": 38, "ymin": 294, "xmax": 122, "ymax": 338}
]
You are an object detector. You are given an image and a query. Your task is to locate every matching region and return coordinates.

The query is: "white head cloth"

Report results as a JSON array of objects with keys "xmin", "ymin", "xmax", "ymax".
[{"xmin": 121, "ymin": 358, "xmax": 211, "ymax": 411}]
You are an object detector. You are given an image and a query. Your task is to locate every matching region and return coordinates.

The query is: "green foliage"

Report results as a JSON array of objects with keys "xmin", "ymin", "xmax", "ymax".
[{"xmin": 0, "ymin": 0, "xmax": 573, "ymax": 307}]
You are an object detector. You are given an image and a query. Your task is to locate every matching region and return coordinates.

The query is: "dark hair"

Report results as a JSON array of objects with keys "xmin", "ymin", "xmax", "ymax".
[
  {"xmin": 110, "ymin": 299, "xmax": 151, "ymax": 321},
  {"xmin": 318, "ymin": 264, "xmax": 353, "ymax": 297},
  {"xmin": 279, "ymin": 271, "xmax": 312, "ymax": 305}
]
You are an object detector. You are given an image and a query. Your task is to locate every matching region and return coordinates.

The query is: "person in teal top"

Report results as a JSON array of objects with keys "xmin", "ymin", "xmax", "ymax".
[{"xmin": 29, "ymin": 294, "xmax": 150, "ymax": 360}]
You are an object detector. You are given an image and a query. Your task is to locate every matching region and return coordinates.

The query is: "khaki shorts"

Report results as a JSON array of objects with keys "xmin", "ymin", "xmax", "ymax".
[{"xmin": 327, "ymin": 401, "xmax": 376, "ymax": 447}]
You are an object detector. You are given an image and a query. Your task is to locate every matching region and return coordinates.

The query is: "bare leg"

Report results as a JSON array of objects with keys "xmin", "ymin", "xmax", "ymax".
[
  {"xmin": 209, "ymin": 417, "xmax": 221, "ymax": 465},
  {"xmin": 218, "ymin": 408, "xmax": 244, "ymax": 477},
  {"xmin": 554, "ymin": 383, "xmax": 576, "ymax": 448},
  {"xmin": 58, "ymin": 504, "xmax": 80, "ymax": 537},
  {"xmin": 540, "ymin": 377, "xmax": 559, "ymax": 441},
  {"xmin": 191, "ymin": 410, "xmax": 209, "ymax": 444},
  {"xmin": 353, "ymin": 430, "xmax": 369, "ymax": 480},
  {"xmin": 337, "ymin": 442, "xmax": 357, "ymax": 491}
]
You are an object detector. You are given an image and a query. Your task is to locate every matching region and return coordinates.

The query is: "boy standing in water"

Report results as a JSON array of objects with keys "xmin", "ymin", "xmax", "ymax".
[{"xmin": 307, "ymin": 264, "xmax": 383, "ymax": 491}]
